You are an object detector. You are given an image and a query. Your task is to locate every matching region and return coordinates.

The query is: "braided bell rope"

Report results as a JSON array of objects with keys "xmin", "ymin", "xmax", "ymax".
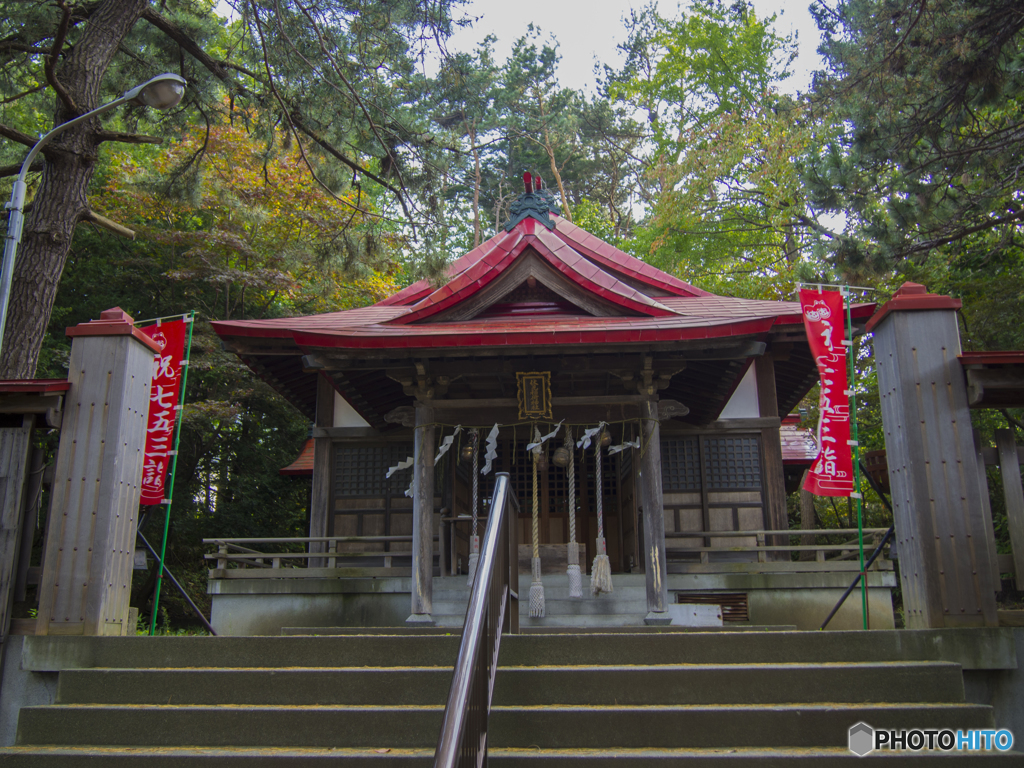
[
  {"xmin": 565, "ymin": 426, "xmax": 582, "ymax": 598},
  {"xmin": 595, "ymin": 441, "xmax": 604, "ymax": 540},
  {"xmin": 566, "ymin": 427, "xmax": 576, "ymax": 546},
  {"xmin": 471, "ymin": 429, "xmax": 479, "ymax": 537},
  {"xmin": 532, "ymin": 427, "xmax": 540, "ymax": 560}
]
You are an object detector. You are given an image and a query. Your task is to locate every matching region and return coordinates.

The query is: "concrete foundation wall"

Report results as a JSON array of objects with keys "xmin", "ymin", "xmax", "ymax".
[
  {"xmin": 209, "ymin": 578, "xmax": 413, "ymax": 636},
  {"xmin": 963, "ymin": 626, "xmax": 1024, "ymax": 739},
  {"xmin": 209, "ymin": 571, "xmax": 896, "ymax": 635},
  {"xmin": 0, "ymin": 636, "xmax": 57, "ymax": 747},
  {"xmin": 665, "ymin": 572, "xmax": 895, "ymax": 632}
]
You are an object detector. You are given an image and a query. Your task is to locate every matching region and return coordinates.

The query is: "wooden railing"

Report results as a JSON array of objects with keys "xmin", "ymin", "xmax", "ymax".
[
  {"xmin": 665, "ymin": 528, "xmax": 893, "ymax": 572},
  {"xmin": 434, "ymin": 472, "xmax": 519, "ymax": 768},
  {"xmin": 203, "ymin": 535, "xmax": 439, "ymax": 578}
]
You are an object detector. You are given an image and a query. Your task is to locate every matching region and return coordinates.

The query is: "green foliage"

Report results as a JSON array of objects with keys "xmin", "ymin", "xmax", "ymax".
[
  {"xmin": 608, "ymin": 1, "xmax": 807, "ymax": 298},
  {"xmin": 805, "ymin": 0, "xmax": 1024, "ymax": 272}
]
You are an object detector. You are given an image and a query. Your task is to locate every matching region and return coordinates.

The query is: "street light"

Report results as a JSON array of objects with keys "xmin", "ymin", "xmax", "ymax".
[{"xmin": 0, "ymin": 73, "xmax": 186, "ymax": 368}]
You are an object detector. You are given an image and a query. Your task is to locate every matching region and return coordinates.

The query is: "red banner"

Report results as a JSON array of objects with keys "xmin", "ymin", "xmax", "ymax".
[
  {"xmin": 139, "ymin": 319, "xmax": 187, "ymax": 505},
  {"xmin": 800, "ymin": 289, "xmax": 855, "ymax": 497}
]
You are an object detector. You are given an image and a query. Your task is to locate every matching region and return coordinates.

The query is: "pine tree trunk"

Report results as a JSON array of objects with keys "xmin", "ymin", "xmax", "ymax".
[{"xmin": 0, "ymin": 0, "xmax": 148, "ymax": 379}]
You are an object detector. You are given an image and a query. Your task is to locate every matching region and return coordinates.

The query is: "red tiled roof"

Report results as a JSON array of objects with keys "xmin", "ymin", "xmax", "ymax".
[
  {"xmin": 212, "ymin": 211, "xmax": 876, "ymax": 350},
  {"xmin": 780, "ymin": 419, "xmax": 819, "ymax": 465}
]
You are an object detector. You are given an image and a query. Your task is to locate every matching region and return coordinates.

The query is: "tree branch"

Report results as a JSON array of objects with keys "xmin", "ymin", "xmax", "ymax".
[
  {"xmin": 0, "ymin": 123, "xmax": 37, "ymax": 148},
  {"xmin": 141, "ymin": 7, "xmax": 236, "ymax": 88},
  {"xmin": 95, "ymin": 130, "xmax": 164, "ymax": 145},
  {"xmin": 0, "ymin": 160, "xmax": 44, "ymax": 179},
  {"xmin": 81, "ymin": 210, "xmax": 135, "ymax": 239},
  {"xmin": 44, "ymin": 2, "xmax": 79, "ymax": 114},
  {"xmin": 905, "ymin": 209, "xmax": 1024, "ymax": 255},
  {"xmin": 0, "ymin": 84, "xmax": 46, "ymax": 106}
]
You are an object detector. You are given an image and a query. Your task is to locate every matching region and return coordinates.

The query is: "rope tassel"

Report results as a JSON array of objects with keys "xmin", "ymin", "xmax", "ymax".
[
  {"xmin": 529, "ymin": 426, "xmax": 545, "ymax": 618},
  {"xmin": 591, "ymin": 434, "xmax": 613, "ymax": 596},
  {"xmin": 565, "ymin": 426, "xmax": 582, "ymax": 598}
]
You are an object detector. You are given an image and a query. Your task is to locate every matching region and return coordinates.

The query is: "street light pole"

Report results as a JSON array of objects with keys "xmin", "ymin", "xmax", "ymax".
[{"xmin": 0, "ymin": 73, "xmax": 186, "ymax": 370}]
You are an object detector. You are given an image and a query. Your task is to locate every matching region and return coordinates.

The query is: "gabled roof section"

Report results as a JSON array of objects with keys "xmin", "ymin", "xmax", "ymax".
[
  {"xmin": 390, "ymin": 219, "xmax": 677, "ymax": 325},
  {"xmin": 378, "ymin": 210, "xmax": 709, "ymax": 313}
]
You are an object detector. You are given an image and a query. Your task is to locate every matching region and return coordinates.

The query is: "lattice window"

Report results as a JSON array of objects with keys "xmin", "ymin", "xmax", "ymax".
[
  {"xmin": 334, "ymin": 443, "xmax": 414, "ymax": 497},
  {"xmin": 661, "ymin": 438, "xmax": 701, "ymax": 491},
  {"xmin": 704, "ymin": 437, "xmax": 761, "ymax": 489},
  {"xmin": 507, "ymin": 439, "xmax": 616, "ymax": 515}
]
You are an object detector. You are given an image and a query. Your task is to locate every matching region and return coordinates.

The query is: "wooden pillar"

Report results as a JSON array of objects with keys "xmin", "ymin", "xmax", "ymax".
[
  {"xmin": 869, "ymin": 283, "xmax": 998, "ymax": 628},
  {"xmin": 995, "ymin": 429, "xmax": 1024, "ymax": 588},
  {"xmin": 409, "ymin": 400, "xmax": 435, "ymax": 621},
  {"xmin": 0, "ymin": 415, "xmax": 34, "ymax": 640},
  {"xmin": 308, "ymin": 373, "xmax": 334, "ymax": 568},
  {"xmin": 639, "ymin": 399, "xmax": 668, "ymax": 619},
  {"xmin": 36, "ymin": 309, "xmax": 157, "ymax": 636},
  {"xmin": 755, "ymin": 354, "xmax": 788, "ymax": 559}
]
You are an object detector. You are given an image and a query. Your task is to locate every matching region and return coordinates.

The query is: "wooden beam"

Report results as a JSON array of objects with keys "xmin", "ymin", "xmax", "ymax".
[
  {"xmin": 311, "ymin": 427, "xmax": 388, "ymax": 440},
  {"xmin": 310, "ymin": 341, "xmax": 767, "ymax": 374},
  {"xmin": 966, "ymin": 368, "xmax": 1024, "ymax": 409},
  {"xmin": 980, "ymin": 445, "xmax": 1024, "ymax": 466},
  {"xmin": 996, "ymin": 429, "xmax": 1024, "ymax": 587}
]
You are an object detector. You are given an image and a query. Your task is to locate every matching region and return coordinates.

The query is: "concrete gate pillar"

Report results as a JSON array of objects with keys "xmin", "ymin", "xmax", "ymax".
[
  {"xmin": 35, "ymin": 308, "xmax": 158, "ymax": 636},
  {"xmin": 868, "ymin": 283, "xmax": 998, "ymax": 628}
]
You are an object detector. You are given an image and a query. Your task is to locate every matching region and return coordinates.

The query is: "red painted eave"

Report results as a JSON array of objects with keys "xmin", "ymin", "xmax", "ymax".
[
  {"xmin": 959, "ymin": 351, "xmax": 1024, "ymax": 367},
  {"xmin": 292, "ymin": 316, "xmax": 776, "ymax": 351},
  {"xmin": 0, "ymin": 379, "xmax": 71, "ymax": 394}
]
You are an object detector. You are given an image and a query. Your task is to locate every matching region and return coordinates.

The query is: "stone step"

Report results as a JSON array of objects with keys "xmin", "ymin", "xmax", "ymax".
[
  {"xmin": 0, "ymin": 746, "xmax": 1020, "ymax": 766},
  {"xmin": 22, "ymin": 628, "xmax": 1013, "ymax": 671},
  {"xmin": 54, "ymin": 662, "xmax": 967, "ymax": 707},
  {"xmin": 280, "ymin": 624, "xmax": 798, "ymax": 635},
  {"xmin": 429, "ymin": 598, "xmax": 650, "ymax": 617},
  {"xmin": 15, "ymin": 703, "xmax": 995, "ymax": 750},
  {"xmin": 433, "ymin": 613, "xmax": 650, "ymax": 628}
]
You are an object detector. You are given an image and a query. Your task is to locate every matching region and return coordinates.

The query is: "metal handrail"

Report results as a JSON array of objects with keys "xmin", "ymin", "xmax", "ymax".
[{"xmin": 434, "ymin": 472, "xmax": 519, "ymax": 768}]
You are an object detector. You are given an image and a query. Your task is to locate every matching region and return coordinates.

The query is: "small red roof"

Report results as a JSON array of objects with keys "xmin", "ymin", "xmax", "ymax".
[{"xmin": 280, "ymin": 438, "xmax": 314, "ymax": 476}]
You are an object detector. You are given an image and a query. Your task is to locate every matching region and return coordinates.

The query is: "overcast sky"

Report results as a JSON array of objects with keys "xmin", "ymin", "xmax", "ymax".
[{"xmin": 443, "ymin": 0, "xmax": 823, "ymax": 94}]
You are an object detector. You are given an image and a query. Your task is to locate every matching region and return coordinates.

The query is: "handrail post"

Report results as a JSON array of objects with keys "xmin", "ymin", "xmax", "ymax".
[{"xmin": 434, "ymin": 472, "xmax": 516, "ymax": 768}]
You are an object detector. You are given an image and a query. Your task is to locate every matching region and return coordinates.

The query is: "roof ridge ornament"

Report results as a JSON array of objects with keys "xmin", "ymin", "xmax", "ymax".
[{"xmin": 504, "ymin": 171, "xmax": 560, "ymax": 231}]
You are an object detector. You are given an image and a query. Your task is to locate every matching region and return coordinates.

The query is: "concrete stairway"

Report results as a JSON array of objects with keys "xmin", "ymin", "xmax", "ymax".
[{"xmin": 0, "ymin": 631, "xmax": 1019, "ymax": 765}]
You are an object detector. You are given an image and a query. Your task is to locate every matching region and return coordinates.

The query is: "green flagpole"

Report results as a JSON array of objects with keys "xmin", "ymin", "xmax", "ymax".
[
  {"xmin": 148, "ymin": 311, "xmax": 195, "ymax": 635},
  {"xmin": 842, "ymin": 288, "xmax": 868, "ymax": 630}
]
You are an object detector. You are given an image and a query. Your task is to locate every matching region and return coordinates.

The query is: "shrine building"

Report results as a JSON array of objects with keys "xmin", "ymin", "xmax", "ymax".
[{"xmin": 210, "ymin": 176, "xmax": 885, "ymax": 633}]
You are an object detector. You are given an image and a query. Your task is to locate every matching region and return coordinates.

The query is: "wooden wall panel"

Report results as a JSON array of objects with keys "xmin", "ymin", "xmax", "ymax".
[{"xmin": 0, "ymin": 416, "xmax": 34, "ymax": 639}]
